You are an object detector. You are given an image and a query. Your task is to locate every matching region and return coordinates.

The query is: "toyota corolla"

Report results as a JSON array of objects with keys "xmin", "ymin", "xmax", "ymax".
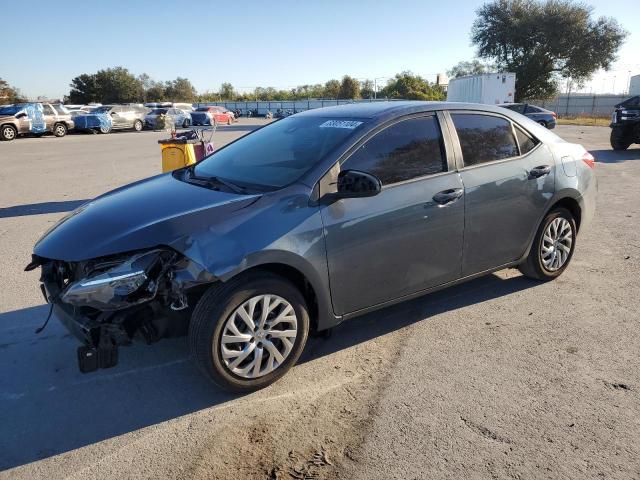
[{"xmin": 27, "ymin": 102, "xmax": 596, "ymax": 391}]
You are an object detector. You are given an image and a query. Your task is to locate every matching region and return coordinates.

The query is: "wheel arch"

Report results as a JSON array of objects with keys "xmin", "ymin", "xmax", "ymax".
[
  {"xmin": 548, "ymin": 196, "xmax": 582, "ymax": 231},
  {"xmin": 215, "ymin": 253, "xmax": 340, "ymax": 333}
]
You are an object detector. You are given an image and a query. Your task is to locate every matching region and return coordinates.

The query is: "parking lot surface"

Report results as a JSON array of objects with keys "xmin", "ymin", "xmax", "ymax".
[{"xmin": 1, "ymin": 122, "xmax": 639, "ymax": 479}]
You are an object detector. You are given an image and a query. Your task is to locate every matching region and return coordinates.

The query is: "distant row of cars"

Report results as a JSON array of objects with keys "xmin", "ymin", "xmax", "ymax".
[{"xmin": 0, "ymin": 102, "xmax": 237, "ymax": 141}]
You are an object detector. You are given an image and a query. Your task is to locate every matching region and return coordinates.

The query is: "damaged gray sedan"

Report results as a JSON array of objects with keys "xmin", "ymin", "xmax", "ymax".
[{"xmin": 27, "ymin": 102, "xmax": 596, "ymax": 391}]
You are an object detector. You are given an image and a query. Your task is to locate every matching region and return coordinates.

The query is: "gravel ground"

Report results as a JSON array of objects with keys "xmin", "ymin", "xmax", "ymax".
[{"xmin": 0, "ymin": 123, "xmax": 638, "ymax": 479}]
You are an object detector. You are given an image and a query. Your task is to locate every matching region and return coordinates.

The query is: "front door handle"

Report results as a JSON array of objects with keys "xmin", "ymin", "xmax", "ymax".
[
  {"xmin": 529, "ymin": 165, "xmax": 551, "ymax": 178},
  {"xmin": 433, "ymin": 188, "xmax": 463, "ymax": 205}
]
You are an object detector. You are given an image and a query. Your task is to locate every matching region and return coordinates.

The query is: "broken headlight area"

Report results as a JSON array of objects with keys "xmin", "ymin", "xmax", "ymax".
[
  {"xmin": 60, "ymin": 249, "xmax": 170, "ymax": 310},
  {"xmin": 30, "ymin": 248, "xmax": 217, "ymax": 373}
]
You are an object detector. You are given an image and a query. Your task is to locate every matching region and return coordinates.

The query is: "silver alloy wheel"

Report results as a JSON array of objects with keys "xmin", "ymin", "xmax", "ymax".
[
  {"xmin": 2, "ymin": 126, "xmax": 16, "ymax": 140},
  {"xmin": 541, "ymin": 217, "xmax": 573, "ymax": 271},
  {"xmin": 220, "ymin": 294, "xmax": 298, "ymax": 379},
  {"xmin": 54, "ymin": 124, "xmax": 66, "ymax": 136}
]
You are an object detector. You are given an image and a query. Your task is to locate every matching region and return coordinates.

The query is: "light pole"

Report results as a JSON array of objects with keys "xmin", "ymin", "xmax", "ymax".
[
  {"xmin": 612, "ymin": 76, "xmax": 616, "ymax": 94},
  {"xmin": 627, "ymin": 70, "xmax": 632, "ymax": 95},
  {"xmin": 373, "ymin": 77, "xmax": 386, "ymax": 100}
]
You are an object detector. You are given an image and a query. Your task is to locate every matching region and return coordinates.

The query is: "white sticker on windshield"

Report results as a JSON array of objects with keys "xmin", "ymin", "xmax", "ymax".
[{"xmin": 319, "ymin": 120, "xmax": 363, "ymax": 129}]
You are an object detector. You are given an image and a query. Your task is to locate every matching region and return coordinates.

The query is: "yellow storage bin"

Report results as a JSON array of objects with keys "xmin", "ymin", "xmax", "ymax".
[{"xmin": 159, "ymin": 140, "xmax": 198, "ymax": 173}]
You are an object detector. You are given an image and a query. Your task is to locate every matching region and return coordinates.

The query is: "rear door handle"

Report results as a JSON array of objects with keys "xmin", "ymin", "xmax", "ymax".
[
  {"xmin": 433, "ymin": 188, "xmax": 463, "ymax": 205},
  {"xmin": 529, "ymin": 165, "xmax": 551, "ymax": 178}
]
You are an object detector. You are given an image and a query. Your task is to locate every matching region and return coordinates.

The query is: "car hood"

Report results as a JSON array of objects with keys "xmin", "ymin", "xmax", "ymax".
[
  {"xmin": 0, "ymin": 114, "xmax": 18, "ymax": 121},
  {"xmin": 34, "ymin": 173, "xmax": 260, "ymax": 262}
]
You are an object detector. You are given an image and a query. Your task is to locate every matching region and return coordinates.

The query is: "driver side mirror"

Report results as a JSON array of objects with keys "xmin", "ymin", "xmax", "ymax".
[
  {"xmin": 335, "ymin": 169, "xmax": 382, "ymax": 199},
  {"xmin": 15, "ymin": 112, "xmax": 27, "ymax": 119}
]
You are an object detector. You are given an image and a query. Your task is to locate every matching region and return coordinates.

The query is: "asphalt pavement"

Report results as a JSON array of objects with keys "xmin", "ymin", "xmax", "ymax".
[{"xmin": 0, "ymin": 122, "xmax": 638, "ymax": 479}]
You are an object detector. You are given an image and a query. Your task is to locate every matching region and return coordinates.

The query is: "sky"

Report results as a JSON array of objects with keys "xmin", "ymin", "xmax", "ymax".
[{"xmin": 2, "ymin": 0, "xmax": 639, "ymax": 99}]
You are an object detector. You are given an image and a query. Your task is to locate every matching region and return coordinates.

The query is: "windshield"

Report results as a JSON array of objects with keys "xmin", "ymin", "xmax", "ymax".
[
  {"xmin": 150, "ymin": 108, "xmax": 168, "ymax": 115},
  {"xmin": 193, "ymin": 116, "xmax": 366, "ymax": 189},
  {"xmin": 196, "ymin": 107, "xmax": 211, "ymax": 112},
  {"xmin": 0, "ymin": 106, "xmax": 22, "ymax": 116}
]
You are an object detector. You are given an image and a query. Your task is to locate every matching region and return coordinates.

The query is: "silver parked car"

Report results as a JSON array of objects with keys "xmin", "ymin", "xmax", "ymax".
[{"xmin": 29, "ymin": 102, "xmax": 596, "ymax": 391}]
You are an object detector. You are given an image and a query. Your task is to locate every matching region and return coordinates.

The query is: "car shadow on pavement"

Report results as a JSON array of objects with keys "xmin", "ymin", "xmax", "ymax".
[
  {"xmin": 592, "ymin": 148, "xmax": 640, "ymax": 164},
  {"xmin": 300, "ymin": 272, "xmax": 539, "ymax": 365},
  {"xmin": 0, "ymin": 200, "xmax": 89, "ymax": 219},
  {"xmin": 0, "ymin": 305, "xmax": 237, "ymax": 471},
  {"xmin": 0, "ymin": 272, "xmax": 537, "ymax": 471}
]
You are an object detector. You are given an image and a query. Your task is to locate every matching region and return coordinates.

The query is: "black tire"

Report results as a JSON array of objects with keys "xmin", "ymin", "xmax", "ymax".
[
  {"xmin": 0, "ymin": 124, "xmax": 17, "ymax": 141},
  {"xmin": 182, "ymin": 118, "xmax": 190, "ymax": 128},
  {"xmin": 610, "ymin": 128, "xmax": 631, "ymax": 151},
  {"xmin": 189, "ymin": 272, "xmax": 310, "ymax": 391},
  {"xmin": 133, "ymin": 119, "xmax": 143, "ymax": 132},
  {"xmin": 98, "ymin": 125, "xmax": 111, "ymax": 134},
  {"xmin": 518, "ymin": 207, "xmax": 577, "ymax": 281},
  {"xmin": 538, "ymin": 120, "xmax": 548, "ymax": 128},
  {"xmin": 53, "ymin": 123, "xmax": 67, "ymax": 137}
]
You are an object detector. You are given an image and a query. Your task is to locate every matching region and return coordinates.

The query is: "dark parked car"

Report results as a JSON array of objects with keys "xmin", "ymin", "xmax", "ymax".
[
  {"xmin": 609, "ymin": 95, "xmax": 640, "ymax": 150},
  {"xmin": 28, "ymin": 102, "xmax": 596, "ymax": 391},
  {"xmin": 500, "ymin": 103, "xmax": 557, "ymax": 129}
]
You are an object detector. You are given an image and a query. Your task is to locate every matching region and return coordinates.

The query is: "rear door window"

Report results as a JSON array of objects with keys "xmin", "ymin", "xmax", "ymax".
[
  {"xmin": 343, "ymin": 115, "xmax": 446, "ymax": 185},
  {"xmin": 451, "ymin": 113, "xmax": 519, "ymax": 166},
  {"xmin": 42, "ymin": 104, "xmax": 55, "ymax": 115}
]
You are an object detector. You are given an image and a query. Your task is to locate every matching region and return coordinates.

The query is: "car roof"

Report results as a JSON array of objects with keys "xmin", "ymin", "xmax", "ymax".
[{"xmin": 295, "ymin": 101, "xmax": 514, "ymax": 119}]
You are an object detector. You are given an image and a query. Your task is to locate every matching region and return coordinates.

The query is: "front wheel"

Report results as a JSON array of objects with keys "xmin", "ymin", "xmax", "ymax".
[
  {"xmin": 537, "ymin": 120, "xmax": 548, "ymax": 128},
  {"xmin": 610, "ymin": 128, "xmax": 631, "ymax": 151},
  {"xmin": 519, "ymin": 207, "xmax": 577, "ymax": 280},
  {"xmin": 189, "ymin": 272, "xmax": 310, "ymax": 391},
  {"xmin": 133, "ymin": 119, "xmax": 143, "ymax": 132}
]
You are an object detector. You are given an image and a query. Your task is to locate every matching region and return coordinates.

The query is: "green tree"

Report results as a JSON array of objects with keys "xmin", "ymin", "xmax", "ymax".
[
  {"xmin": 0, "ymin": 78, "xmax": 26, "ymax": 105},
  {"xmin": 447, "ymin": 59, "xmax": 494, "ymax": 78},
  {"xmin": 67, "ymin": 73, "xmax": 99, "ymax": 103},
  {"xmin": 380, "ymin": 71, "xmax": 445, "ymax": 100},
  {"xmin": 360, "ymin": 79, "xmax": 375, "ymax": 99},
  {"xmin": 165, "ymin": 77, "xmax": 197, "ymax": 102},
  {"xmin": 339, "ymin": 75, "xmax": 361, "ymax": 99},
  {"xmin": 324, "ymin": 79, "xmax": 341, "ymax": 99},
  {"xmin": 218, "ymin": 82, "xmax": 236, "ymax": 100},
  {"xmin": 67, "ymin": 67, "xmax": 144, "ymax": 103},
  {"xmin": 146, "ymin": 82, "xmax": 166, "ymax": 102},
  {"xmin": 94, "ymin": 67, "xmax": 144, "ymax": 103},
  {"xmin": 472, "ymin": 0, "xmax": 627, "ymax": 99}
]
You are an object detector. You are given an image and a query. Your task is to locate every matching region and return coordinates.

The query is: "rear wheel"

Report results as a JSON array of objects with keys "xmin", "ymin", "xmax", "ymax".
[
  {"xmin": 189, "ymin": 272, "xmax": 309, "ymax": 391},
  {"xmin": 537, "ymin": 120, "xmax": 547, "ymax": 128},
  {"xmin": 519, "ymin": 207, "xmax": 576, "ymax": 280},
  {"xmin": 0, "ymin": 124, "xmax": 17, "ymax": 141},
  {"xmin": 53, "ymin": 123, "xmax": 67, "ymax": 137},
  {"xmin": 98, "ymin": 125, "xmax": 111, "ymax": 134},
  {"xmin": 610, "ymin": 128, "xmax": 631, "ymax": 151},
  {"xmin": 133, "ymin": 119, "xmax": 143, "ymax": 132}
]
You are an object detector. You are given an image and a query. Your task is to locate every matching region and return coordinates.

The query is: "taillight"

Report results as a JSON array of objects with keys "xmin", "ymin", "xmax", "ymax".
[
  {"xmin": 582, "ymin": 151, "xmax": 595, "ymax": 169},
  {"xmin": 551, "ymin": 111, "xmax": 557, "ymax": 120}
]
